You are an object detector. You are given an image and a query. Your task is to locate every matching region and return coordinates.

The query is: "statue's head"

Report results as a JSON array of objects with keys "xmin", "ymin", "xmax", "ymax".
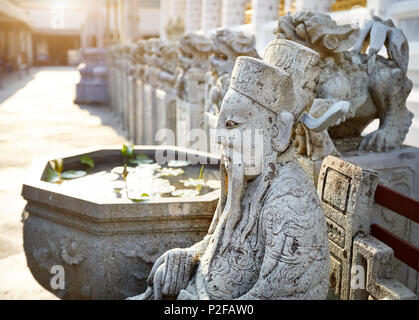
[
  {"xmin": 177, "ymin": 33, "xmax": 212, "ymax": 70},
  {"xmin": 275, "ymin": 12, "xmax": 358, "ymax": 55},
  {"xmin": 217, "ymin": 39, "xmax": 320, "ymax": 176},
  {"xmin": 134, "ymin": 40, "xmax": 147, "ymax": 64},
  {"xmin": 210, "ymin": 28, "xmax": 259, "ymax": 76},
  {"xmin": 158, "ymin": 42, "xmax": 178, "ymax": 73},
  {"xmin": 144, "ymin": 38, "xmax": 161, "ymax": 66}
]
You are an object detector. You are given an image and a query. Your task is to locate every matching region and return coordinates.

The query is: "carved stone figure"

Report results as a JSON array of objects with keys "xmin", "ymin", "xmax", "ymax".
[
  {"xmin": 156, "ymin": 42, "xmax": 179, "ymax": 94},
  {"xmin": 276, "ymin": 12, "xmax": 413, "ymax": 159},
  {"xmin": 176, "ymin": 33, "xmax": 212, "ymax": 103},
  {"xmin": 205, "ymin": 29, "xmax": 260, "ymax": 117},
  {"xmin": 143, "ymin": 38, "xmax": 162, "ymax": 86},
  {"xmin": 165, "ymin": 17, "xmax": 185, "ymax": 43},
  {"xmin": 204, "ymin": 29, "xmax": 260, "ymax": 153},
  {"xmin": 130, "ymin": 39, "xmax": 330, "ymax": 300},
  {"xmin": 133, "ymin": 39, "xmax": 148, "ymax": 79}
]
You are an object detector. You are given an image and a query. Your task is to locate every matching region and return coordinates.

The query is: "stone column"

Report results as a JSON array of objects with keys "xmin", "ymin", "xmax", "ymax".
[
  {"xmin": 251, "ymin": 0, "xmax": 279, "ymax": 52},
  {"xmin": 160, "ymin": 0, "xmax": 171, "ymax": 41},
  {"xmin": 185, "ymin": 0, "xmax": 201, "ymax": 33},
  {"xmin": 201, "ymin": 0, "xmax": 222, "ymax": 36},
  {"xmin": 295, "ymin": 0, "xmax": 332, "ymax": 13},
  {"xmin": 222, "ymin": 0, "xmax": 247, "ymax": 28},
  {"xmin": 170, "ymin": 0, "xmax": 186, "ymax": 21},
  {"xmin": 124, "ymin": 0, "xmax": 140, "ymax": 43}
]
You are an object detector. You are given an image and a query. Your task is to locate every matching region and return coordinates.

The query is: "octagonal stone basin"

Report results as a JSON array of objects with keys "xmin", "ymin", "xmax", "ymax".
[{"xmin": 21, "ymin": 146, "xmax": 220, "ymax": 300}]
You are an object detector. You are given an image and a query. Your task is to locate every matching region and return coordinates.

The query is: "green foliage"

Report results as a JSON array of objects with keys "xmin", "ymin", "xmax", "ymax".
[
  {"xmin": 46, "ymin": 157, "xmax": 91, "ymax": 183},
  {"xmin": 80, "ymin": 155, "xmax": 95, "ymax": 169},
  {"xmin": 45, "ymin": 167, "xmax": 60, "ymax": 183},
  {"xmin": 128, "ymin": 193, "xmax": 150, "ymax": 202},
  {"xmin": 61, "ymin": 170, "xmax": 87, "ymax": 179},
  {"xmin": 130, "ymin": 153, "xmax": 153, "ymax": 165},
  {"xmin": 121, "ymin": 144, "xmax": 135, "ymax": 158}
]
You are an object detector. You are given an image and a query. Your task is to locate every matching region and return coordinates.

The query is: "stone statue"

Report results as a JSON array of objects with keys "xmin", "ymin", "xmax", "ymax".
[
  {"xmin": 130, "ymin": 39, "xmax": 330, "ymax": 300},
  {"xmin": 276, "ymin": 12, "xmax": 413, "ymax": 160},
  {"xmin": 133, "ymin": 39, "xmax": 148, "ymax": 80},
  {"xmin": 205, "ymin": 29, "xmax": 260, "ymax": 117},
  {"xmin": 155, "ymin": 42, "xmax": 179, "ymax": 94},
  {"xmin": 165, "ymin": 17, "xmax": 185, "ymax": 43},
  {"xmin": 143, "ymin": 38, "xmax": 162, "ymax": 86},
  {"xmin": 176, "ymin": 33, "xmax": 212, "ymax": 103}
]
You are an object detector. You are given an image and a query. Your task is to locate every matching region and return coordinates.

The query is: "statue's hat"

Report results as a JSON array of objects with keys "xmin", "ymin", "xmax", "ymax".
[{"xmin": 229, "ymin": 39, "xmax": 320, "ymax": 122}]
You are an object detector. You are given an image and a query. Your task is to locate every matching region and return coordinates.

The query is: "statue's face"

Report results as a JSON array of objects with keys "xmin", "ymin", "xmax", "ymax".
[
  {"xmin": 210, "ymin": 41, "xmax": 234, "ymax": 76},
  {"xmin": 216, "ymin": 89, "xmax": 275, "ymax": 176}
]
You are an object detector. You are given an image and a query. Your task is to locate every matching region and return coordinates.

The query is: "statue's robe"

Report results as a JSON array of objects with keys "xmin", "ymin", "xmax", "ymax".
[{"xmin": 178, "ymin": 153, "xmax": 330, "ymax": 300}]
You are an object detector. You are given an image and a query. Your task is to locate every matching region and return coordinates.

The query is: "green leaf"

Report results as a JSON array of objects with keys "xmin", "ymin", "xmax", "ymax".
[
  {"xmin": 121, "ymin": 144, "xmax": 135, "ymax": 158},
  {"xmin": 61, "ymin": 170, "xmax": 87, "ymax": 179},
  {"xmin": 130, "ymin": 153, "xmax": 153, "ymax": 165},
  {"xmin": 80, "ymin": 155, "xmax": 95, "ymax": 169},
  {"xmin": 45, "ymin": 167, "xmax": 60, "ymax": 183},
  {"xmin": 128, "ymin": 193, "xmax": 150, "ymax": 202}
]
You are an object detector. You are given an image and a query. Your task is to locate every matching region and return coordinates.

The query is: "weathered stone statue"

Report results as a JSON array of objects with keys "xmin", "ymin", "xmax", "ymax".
[
  {"xmin": 205, "ymin": 29, "xmax": 260, "ymax": 117},
  {"xmin": 175, "ymin": 34, "xmax": 213, "ymax": 148},
  {"xmin": 165, "ymin": 17, "xmax": 185, "ymax": 43},
  {"xmin": 276, "ymin": 12, "xmax": 413, "ymax": 160},
  {"xmin": 204, "ymin": 29, "xmax": 260, "ymax": 153},
  {"xmin": 154, "ymin": 42, "xmax": 179, "ymax": 142},
  {"xmin": 142, "ymin": 38, "xmax": 162, "ymax": 144},
  {"xmin": 156, "ymin": 42, "xmax": 179, "ymax": 94},
  {"xmin": 176, "ymin": 34, "xmax": 212, "ymax": 103},
  {"xmin": 130, "ymin": 39, "xmax": 330, "ymax": 300}
]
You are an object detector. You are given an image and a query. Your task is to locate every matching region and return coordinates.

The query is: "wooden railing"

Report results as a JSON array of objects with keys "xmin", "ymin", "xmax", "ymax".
[{"xmin": 372, "ymin": 185, "xmax": 419, "ymax": 272}]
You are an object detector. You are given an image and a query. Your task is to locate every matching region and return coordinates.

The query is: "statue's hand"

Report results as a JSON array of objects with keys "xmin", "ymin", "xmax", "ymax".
[
  {"xmin": 147, "ymin": 248, "xmax": 198, "ymax": 299},
  {"xmin": 160, "ymin": 248, "xmax": 198, "ymax": 297}
]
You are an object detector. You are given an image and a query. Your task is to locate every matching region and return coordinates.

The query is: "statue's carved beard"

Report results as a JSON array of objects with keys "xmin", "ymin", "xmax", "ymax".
[{"xmin": 219, "ymin": 160, "xmax": 245, "ymax": 255}]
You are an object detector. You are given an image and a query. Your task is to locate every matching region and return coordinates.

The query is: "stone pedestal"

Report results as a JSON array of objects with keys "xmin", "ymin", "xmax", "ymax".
[
  {"xmin": 176, "ymin": 99, "xmax": 205, "ymax": 149},
  {"xmin": 143, "ymin": 83, "xmax": 157, "ymax": 145},
  {"xmin": 122, "ymin": 66, "xmax": 130, "ymax": 133},
  {"xmin": 155, "ymin": 89, "xmax": 177, "ymax": 145},
  {"xmin": 298, "ymin": 146, "xmax": 419, "ymax": 295},
  {"xmin": 135, "ymin": 78, "xmax": 144, "ymax": 145},
  {"xmin": 127, "ymin": 75, "xmax": 137, "ymax": 142},
  {"xmin": 75, "ymin": 48, "xmax": 108, "ymax": 105},
  {"xmin": 115, "ymin": 67, "xmax": 124, "ymax": 125}
]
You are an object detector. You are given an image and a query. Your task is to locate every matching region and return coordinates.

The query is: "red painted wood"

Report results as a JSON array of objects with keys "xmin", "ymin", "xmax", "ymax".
[
  {"xmin": 371, "ymin": 224, "xmax": 419, "ymax": 272},
  {"xmin": 374, "ymin": 185, "xmax": 419, "ymax": 224}
]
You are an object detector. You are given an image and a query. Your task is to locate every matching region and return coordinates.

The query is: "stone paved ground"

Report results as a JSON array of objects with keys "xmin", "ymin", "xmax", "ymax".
[{"xmin": 0, "ymin": 67, "xmax": 127, "ymax": 299}]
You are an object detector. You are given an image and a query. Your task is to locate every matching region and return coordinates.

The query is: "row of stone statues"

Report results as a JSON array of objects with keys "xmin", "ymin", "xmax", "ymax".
[{"xmin": 108, "ymin": 11, "xmax": 413, "ymax": 164}]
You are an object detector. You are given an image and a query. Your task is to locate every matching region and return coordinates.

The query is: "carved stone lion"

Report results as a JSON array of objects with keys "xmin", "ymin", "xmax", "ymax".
[
  {"xmin": 176, "ymin": 33, "xmax": 213, "ymax": 103},
  {"xmin": 276, "ymin": 12, "xmax": 413, "ymax": 156},
  {"xmin": 156, "ymin": 42, "xmax": 179, "ymax": 93},
  {"xmin": 205, "ymin": 29, "xmax": 260, "ymax": 116}
]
